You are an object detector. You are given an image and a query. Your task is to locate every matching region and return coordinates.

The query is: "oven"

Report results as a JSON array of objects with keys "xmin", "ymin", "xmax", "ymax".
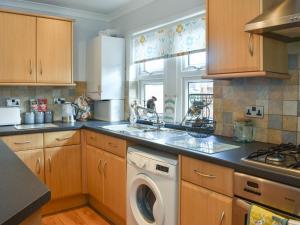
[{"xmin": 233, "ymin": 172, "xmax": 300, "ymax": 225}]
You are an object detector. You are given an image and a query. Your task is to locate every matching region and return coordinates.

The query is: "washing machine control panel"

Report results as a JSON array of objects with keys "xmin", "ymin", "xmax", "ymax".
[{"xmin": 156, "ymin": 164, "xmax": 169, "ymax": 173}]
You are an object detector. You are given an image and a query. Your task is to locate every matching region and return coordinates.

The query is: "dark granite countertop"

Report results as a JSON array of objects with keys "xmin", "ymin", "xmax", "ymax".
[
  {"xmin": 0, "ymin": 141, "xmax": 50, "ymax": 225},
  {"xmin": 0, "ymin": 120, "xmax": 299, "ymax": 193}
]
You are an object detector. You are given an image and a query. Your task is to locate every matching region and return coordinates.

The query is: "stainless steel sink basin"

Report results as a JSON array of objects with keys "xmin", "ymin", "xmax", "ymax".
[
  {"xmin": 101, "ymin": 124, "xmax": 186, "ymax": 140},
  {"xmin": 101, "ymin": 124, "xmax": 157, "ymax": 133}
]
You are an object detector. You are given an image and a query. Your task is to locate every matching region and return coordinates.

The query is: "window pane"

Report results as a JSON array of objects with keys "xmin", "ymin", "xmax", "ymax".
[
  {"xmin": 188, "ymin": 81, "xmax": 213, "ymax": 119},
  {"xmin": 183, "ymin": 52, "xmax": 206, "ymax": 71},
  {"xmin": 189, "ymin": 52, "xmax": 206, "ymax": 68},
  {"xmin": 144, "ymin": 84, "xmax": 164, "ymax": 114},
  {"xmin": 141, "ymin": 59, "xmax": 164, "ymax": 74}
]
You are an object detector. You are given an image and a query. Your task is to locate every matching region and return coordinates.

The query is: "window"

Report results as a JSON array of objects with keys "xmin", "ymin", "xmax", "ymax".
[
  {"xmin": 139, "ymin": 59, "xmax": 164, "ymax": 76},
  {"xmin": 182, "ymin": 51, "xmax": 206, "ymax": 72},
  {"xmin": 141, "ymin": 82, "xmax": 164, "ymax": 114},
  {"xmin": 185, "ymin": 80, "xmax": 213, "ymax": 119}
]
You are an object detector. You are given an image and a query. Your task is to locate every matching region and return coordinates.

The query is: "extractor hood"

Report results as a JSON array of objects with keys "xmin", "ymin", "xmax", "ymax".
[{"xmin": 245, "ymin": 0, "xmax": 300, "ymax": 42}]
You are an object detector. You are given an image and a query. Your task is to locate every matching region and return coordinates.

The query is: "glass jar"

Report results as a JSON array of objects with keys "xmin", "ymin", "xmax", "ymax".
[{"xmin": 233, "ymin": 120, "xmax": 255, "ymax": 143}]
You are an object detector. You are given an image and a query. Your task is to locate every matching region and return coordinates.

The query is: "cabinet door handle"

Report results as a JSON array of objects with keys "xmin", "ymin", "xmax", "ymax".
[
  {"xmin": 219, "ymin": 211, "xmax": 225, "ymax": 225},
  {"xmin": 56, "ymin": 137, "xmax": 72, "ymax": 141},
  {"xmin": 248, "ymin": 33, "xmax": 254, "ymax": 56},
  {"xmin": 14, "ymin": 141, "xmax": 31, "ymax": 145},
  {"xmin": 29, "ymin": 59, "xmax": 33, "ymax": 75},
  {"xmin": 40, "ymin": 60, "xmax": 43, "ymax": 76},
  {"xmin": 35, "ymin": 158, "xmax": 41, "ymax": 174},
  {"xmin": 97, "ymin": 159, "xmax": 102, "ymax": 174},
  {"xmin": 193, "ymin": 170, "xmax": 216, "ymax": 179},
  {"xmin": 48, "ymin": 156, "xmax": 52, "ymax": 173},
  {"xmin": 103, "ymin": 162, "xmax": 107, "ymax": 177}
]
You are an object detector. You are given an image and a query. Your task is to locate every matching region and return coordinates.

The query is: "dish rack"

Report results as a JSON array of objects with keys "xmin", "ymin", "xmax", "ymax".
[{"xmin": 181, "ymin": 94, "xmax": 216, "ymax": 138}]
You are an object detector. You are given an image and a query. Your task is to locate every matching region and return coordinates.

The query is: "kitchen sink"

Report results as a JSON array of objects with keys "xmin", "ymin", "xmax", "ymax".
[{"xmin": 101, "ymin": 124, "xmax": 186, "ymax": 140}]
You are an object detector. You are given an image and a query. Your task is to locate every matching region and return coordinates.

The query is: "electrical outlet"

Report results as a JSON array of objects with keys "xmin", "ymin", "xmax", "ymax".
[
  {"xmin": 54, "ymin": 98, "xmax": 66, "ymax": 104},
  {"xmin": 6, "ymin": 98, "xmax": 21, "ymax": 107},
  {"xmin": 245, "ymin": 105, "xmax": 264, "ymax": 119}
]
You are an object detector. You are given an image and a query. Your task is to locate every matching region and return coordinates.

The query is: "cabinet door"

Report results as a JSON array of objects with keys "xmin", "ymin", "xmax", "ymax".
[
  {"xmin": 102, "ymin": 151, "xmax": 126, "ymax": 220},
  {"xmin": 181, "ymin": 181, "xmax": 232, "ymax": 225},
  {"xmin": 0, "ymin": 12, "xmax": 36, "ymax": 82},
  {"xmin": 45, "ymin": 145, "xmax": 81, "ymax": 200},
  {"xmin": 207, "ymin": 0, "xmax": 261, "ymax": 75},
  {"xmin": 86, "ymin": 145, "xmax": 103, "ymax": 203},
  {"xmin": 37, "ymin": 18, "xmax": 72, "ymax": 84},
  {"xmin": 15, "ymin": 149, "xmax": 44, "ymax": 182}
]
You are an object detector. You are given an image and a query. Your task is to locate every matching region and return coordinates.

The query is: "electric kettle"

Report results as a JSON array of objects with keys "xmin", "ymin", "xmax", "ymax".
[{"xmin": 62, "ymin": 102, "xmax": 79, "ymax": 123}]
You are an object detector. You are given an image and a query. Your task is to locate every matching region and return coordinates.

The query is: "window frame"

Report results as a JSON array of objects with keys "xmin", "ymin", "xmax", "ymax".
[
  {"xmin": 179, "ymin": 50, "xmax": 206, "ymax": 73},
  {"xmin": 137, "ymin": 59, "xmax": 166, "ymax": 79},
  {"xmin": 139, "ymin": 79, "xmax": 165, "ymax": 114},
  {"xmin": 182, "ymin": 77, "xmax": 213, "ymax": 116}
]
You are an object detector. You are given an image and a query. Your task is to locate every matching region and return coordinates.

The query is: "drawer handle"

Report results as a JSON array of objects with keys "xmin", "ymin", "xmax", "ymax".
[
  {"xmin": 14, "ymin": 141, "xmax": 31, "ymax": 145},
  {"xmin": 219, "ymin": 211, "xmax": 225, "ymax": 225},
  {"xmin": 35, "ymin": 158, "xmax": 41, "ymax": 174},
  {"xmin": 97, "ymin": 159, "xmax": 102, "ymax": 174},
  {"xmin": 48, "ymin": 156, "xmax": 52, "ymax": 173},
  {"xmin": 193, "ymin": 170, "xmax": 216, "ymax": 179},
  {"xmin": 56, "ymin": 137, "xmax": 72, "ymax": 141},
  {"xmin": 108, "ymin": 142, "xmax": 117, "ymax": 148}
]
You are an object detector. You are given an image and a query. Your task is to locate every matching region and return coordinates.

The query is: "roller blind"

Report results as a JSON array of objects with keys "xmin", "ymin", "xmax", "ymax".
[{"xmin": 133, "ymin": 16, "xmax": 206, "ymax": 64}]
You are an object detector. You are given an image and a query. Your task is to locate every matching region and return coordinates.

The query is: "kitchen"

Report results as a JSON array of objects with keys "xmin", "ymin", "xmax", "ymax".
[{"xmin": 0, "ymin": 0, "xmax": 300, "ymax": 225}]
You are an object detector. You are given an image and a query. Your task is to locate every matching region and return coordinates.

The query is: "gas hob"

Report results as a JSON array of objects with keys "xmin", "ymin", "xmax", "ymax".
[{"xmin": 242, "ymin": 143, "xmax": 300, "ymax": 177}]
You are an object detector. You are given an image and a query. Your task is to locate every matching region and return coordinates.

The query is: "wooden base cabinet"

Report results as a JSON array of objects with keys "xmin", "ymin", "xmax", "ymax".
[
  {"xmin": 15, "ymin": 149, "xmax": 45, "ymax": 182},
  {"xmin": 102, "ymin": 150, "xmax": 126, "ymax": 220},
  {"xmin": 181, "ymin": 181, "xmax": 232, "ymax": 225},
  {"xmin": 86, "ymin": 144, "xmax": 126, "ymax": 222},
  {"xmin": 86, "ymin": 145, "xmax": 103, "ymax": 203},
  {"xmin": 45, "ymin": 145, "xmax": 82, "ymax": 200}
]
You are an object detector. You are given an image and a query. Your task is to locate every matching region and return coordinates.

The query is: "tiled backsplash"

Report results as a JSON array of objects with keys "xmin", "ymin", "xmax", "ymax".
[
  {"xmin": 0, "ymin": 81, "xmax": 86, "ymax": 121},
  {"xmin": 214, "ymin": 42, "xmax": 300, "ymax": 144}
]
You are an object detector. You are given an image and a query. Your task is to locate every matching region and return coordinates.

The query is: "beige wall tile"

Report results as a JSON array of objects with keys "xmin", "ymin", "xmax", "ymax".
[
  {"xmin": 283, "ymin": 85, "xmax": 298, "ymax": 100},
  {"xmin": 268, "ymin": 129, "xmax": 282, "ymax": 144},
  {"xmin": 282, "ymin": 116, "xmax": 298, "ymax": 131},
  {"xmin": 255, "ymin": 128, "xmax": 268, "ymax": 143}
]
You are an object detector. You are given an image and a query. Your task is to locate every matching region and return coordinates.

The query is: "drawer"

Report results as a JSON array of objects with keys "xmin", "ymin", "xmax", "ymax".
[
  {"xmin": 181, "ymin": 156, "xmax": 234, "ymax": 197},
  {"xmin": 2, "ymin": 133, "xmax": 43, "ymax": 151},
  {"xmin": 44, "ymin": 131, "xmax": 80, "ymax": 147},
  {"xmin": 86, "ymin": 130, "xmax": 126, "ymax": 158}
]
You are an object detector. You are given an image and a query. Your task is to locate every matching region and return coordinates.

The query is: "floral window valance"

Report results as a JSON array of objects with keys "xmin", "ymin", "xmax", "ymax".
[{"xmin": 133, "ymin": 16, "xmax": 206, "ymax": 64}]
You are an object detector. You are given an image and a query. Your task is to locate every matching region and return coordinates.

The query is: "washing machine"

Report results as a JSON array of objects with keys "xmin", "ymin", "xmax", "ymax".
[{"xmin": 127, "ymin": 146, "xmax": 178, "ymax": 225}]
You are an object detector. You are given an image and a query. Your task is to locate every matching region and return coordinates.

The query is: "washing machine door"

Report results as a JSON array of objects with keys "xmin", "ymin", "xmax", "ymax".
[{"xmin": 129, "ymin": 173, "xmax": 165, "ymax": 225}]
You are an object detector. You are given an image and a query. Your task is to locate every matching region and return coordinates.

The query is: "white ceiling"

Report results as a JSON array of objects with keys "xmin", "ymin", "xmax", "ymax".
[{"xmin": 23, "ymin": 0, "xmax": 152, "ymax": 15}]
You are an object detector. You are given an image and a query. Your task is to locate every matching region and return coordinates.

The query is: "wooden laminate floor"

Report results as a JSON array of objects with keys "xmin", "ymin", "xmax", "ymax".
[{"xmin": 42, "ymin": 207, "xmax": 111, "ymax": 225}]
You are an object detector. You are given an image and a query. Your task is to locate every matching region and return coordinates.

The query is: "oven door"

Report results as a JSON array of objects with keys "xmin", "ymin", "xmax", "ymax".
[{"xmin": 233, "ymin": 197, "xmax": 299, "ymax": 225}]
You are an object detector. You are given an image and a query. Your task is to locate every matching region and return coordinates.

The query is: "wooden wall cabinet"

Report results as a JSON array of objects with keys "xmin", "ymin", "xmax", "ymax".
[
  {"xmin": 0, "ymin": 12, "xmax": 36, "ymax": 83},
  {"xmin": 206, "ymin": 0, "xmax": 288, "ymax": 79},
  {"xmin": 0, "ymin": 10, "xmax": 73, "ymax": 86},
  {"xmin": 37, "ymin": 18, "xmax": 72, "ymax": 84}
]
